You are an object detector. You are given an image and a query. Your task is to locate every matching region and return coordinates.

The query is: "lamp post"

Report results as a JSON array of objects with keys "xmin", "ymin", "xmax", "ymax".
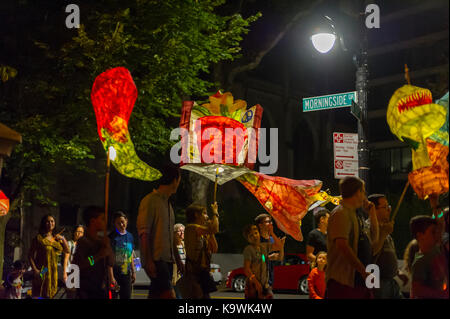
[
  {"xmin": 355, "ymin": 13, "xmax": 370, "ymax": 191},
  {"xmin": 311, "ymin": 13, "xmax": 370, "ymax": 191}
]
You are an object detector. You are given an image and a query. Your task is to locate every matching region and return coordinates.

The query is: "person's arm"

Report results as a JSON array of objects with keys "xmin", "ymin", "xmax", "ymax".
[
  {"xmin": 108, "ymin": 266, "xmax": 117, "ymax": 288},
  {"xmin": 130, "ymin": 250, "xmax": 136, "ymax": 284},
  {"xmin": 206, "ymin": 202, "xmax": 219, "ymax": 235},
  {"xmin": 28, "ymin": 238, "xmax": 40, "ymax": 276},
  {"xmin": 279, "ymin": 236, "xmax": 285, "ymax": 261},
  {"xmin": 364, "ymin": 200, "xmax": 379, "ymax": 244},
  {"xmin": 56, "ymin": 234, "xmax": 70, "ymax": 254},
  {"xmin": 270, "ymin": 229, "xmax": 282, "ymax": 251},
  {"xmin": 173, "ymin": 241, "xmax": 184, "ymax": 275},
  {"xmin": 63, "ymin": 248, "xmax": 70, "ymax": 283},
  {"xmin": 139, "ymin": 233, "xmax": 156, "ymax": 278},
  {"xmin": 72, "ymin": 238, "xmax": 112, "ymax": 271},
  {"xmin": 243, "ymin": 259, "xmax": 262, "ymax": 295},
  {"xmin": 269, "ymin": 230, "xmax": 286, "ymax": 261},
  {"xmin": 307, "ymin": 270, "xmax": 322, "ymax": 299},
  {"xmin": 306, "ymin": 245, "xmax": 316, "ymax": 264},
  {"xmin": 372, "ymin": 222, "xmax": 394, "ymax": 256},
  {"xmin": 137, "ymin": 197, "xmax": 159, "ymax": 279},
  {"xmin": 335, "ymin": 238, "xmax": 367, "ymax": 279}
]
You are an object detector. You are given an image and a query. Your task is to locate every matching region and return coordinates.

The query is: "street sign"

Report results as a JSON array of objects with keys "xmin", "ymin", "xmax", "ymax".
[
  {"xmin": 350, "ymin": 100, "xmax": 361, "ymax": 121},
  {"xmin": 303, "ymin": 91, "xmax": 358, "ymax": 112},
  {"xmin": 333, "ymin": 132, "xmax": 359, "ymax": 179}
]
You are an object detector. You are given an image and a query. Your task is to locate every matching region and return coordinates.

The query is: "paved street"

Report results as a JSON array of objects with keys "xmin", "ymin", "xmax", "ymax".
[{"xmin": 131, "ymin": 286, "xmax": 308, "ymax": 300}]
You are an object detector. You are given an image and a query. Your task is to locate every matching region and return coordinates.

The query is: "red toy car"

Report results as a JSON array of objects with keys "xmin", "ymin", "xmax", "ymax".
[{"xmin": 226, "ymin": 253, "xmax": 311, "ymax": 294}]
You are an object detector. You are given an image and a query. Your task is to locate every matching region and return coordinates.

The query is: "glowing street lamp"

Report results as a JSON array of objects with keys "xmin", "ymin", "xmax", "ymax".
[
  {"xmin": 311, "ymin": 14, "xmax": 370, "ymax": 190},
  {"xmin": 311, "ymin": 33, "xmax": 336, "ymax": 54}
]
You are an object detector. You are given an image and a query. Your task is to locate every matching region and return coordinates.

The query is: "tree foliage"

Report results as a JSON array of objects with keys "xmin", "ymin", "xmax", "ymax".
[{"xmin": 0, "ymin": 0, "xmax": 260, "ymax": 205}]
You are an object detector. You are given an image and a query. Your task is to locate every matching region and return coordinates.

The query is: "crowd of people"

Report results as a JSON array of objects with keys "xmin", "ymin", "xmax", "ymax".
[
  {"xmin": 1, "ymin": 168, "xmax": 448, "ymax": 299},
  {"xmin": 305, "ymin": 176, "xmax": 448, "ymax": 299}
]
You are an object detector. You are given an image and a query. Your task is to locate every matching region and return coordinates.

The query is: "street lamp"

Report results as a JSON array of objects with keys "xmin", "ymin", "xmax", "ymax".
[
  {"xmin": 311, "ymin": 14, "xmax": 370, "ymax": 191},
  {"xmin": 310, "ymin": 16, "xmax": 337, "ymax": 54}
]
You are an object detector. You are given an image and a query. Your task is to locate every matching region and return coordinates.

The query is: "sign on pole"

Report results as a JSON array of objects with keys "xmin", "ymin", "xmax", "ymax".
[
  {"xmin": 333, "ymin": 132, "xmax": 359, "ymax": 179},
  {"xmin": 303, "ymin": 91, "xmax": 357, "ymax": 112}
]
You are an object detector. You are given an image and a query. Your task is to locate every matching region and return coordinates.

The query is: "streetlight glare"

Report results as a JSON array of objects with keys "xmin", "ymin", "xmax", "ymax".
[{"xmin": 311, "ymin": 33, "xmax": 336, "ymax": 54}]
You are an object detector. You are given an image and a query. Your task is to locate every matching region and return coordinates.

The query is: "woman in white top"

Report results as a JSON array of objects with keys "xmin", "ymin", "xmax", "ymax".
[{"xmin": 63, "ymin": 225, "xmax": 84, "ymax": 298}]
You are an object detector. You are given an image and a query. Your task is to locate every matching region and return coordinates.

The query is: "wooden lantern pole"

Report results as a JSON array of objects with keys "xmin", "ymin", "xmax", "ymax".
[
  {"xmin": 104, "ymin": 147, "xmax": 111, "ymax": 235},
  {"xmin": 405, "ymin": 64, "xmax": 411, "ymax": 85},
  {"xmin": 391, "ymin": 180, "xmax": 409, "ymax": 221},
  {"xmin": 213, "ymin": 167, "xmax": 219, "ymax": 203}
]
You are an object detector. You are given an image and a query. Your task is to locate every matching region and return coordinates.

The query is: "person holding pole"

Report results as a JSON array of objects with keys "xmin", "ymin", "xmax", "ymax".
[
  {"xmin": 368, "ymin": 194, "xmax": 408, "ymax": 299},
  {"xmin": 183, "ymin": 202, "xmax": 220, "ymax": 299},
  {"xmin": 136, "ymin": 164, "xmax": 181, "ymax": 299}
]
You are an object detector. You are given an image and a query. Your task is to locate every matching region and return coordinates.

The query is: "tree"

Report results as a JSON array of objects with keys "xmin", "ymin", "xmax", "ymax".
[{"xmin": 0, "ymin": 0, "xmax": 259, "ymax": 280}]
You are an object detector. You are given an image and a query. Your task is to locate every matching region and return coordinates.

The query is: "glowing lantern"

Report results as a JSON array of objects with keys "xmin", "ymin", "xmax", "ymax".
[
  {"xmin": 179, "ymin": 91, "xmax": 324, "ymax": 241},
  {"xmin": 0, "ymin": 191, "xmax": 9, "ymax": 216},
  {"xmin": 408, "ymin": 139, "xmax": 449, "ymax": 199},
  {"xmin": 237, "ymin": 172, "xmax": 322, "ymax": 242},
  {"xmin": 179, "ymin": 91, "xmax": 263, "ymax": 184},
  {"xmin": 386, "ymin": 85, "xmax": 446, "ymax": 170},
  {"xmin": 91, "ymin": 67, "xmax": 161, "ymax": 181},
  {"xmin": 387, "ymin": 86, "xmax": 449, "ymax": 201}
]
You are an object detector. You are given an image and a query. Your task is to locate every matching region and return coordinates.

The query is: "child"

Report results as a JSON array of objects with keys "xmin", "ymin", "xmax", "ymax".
[
  {"xmin": 108, "ymin": 211, "xmax": 136, "ymax": 299},
  {"xmin": 242, "ymin": 224, "xmax": 285, "ymax": 299},
  {"xmin": 72, "ymin": 206, "xmax": 116, "ymax": 299},
  {"xmin": 307, "ymin": 251, "xmax": 327, "ymax": 299},
  {"xmin": 410, "ymin": 215, "xmax": 448, "ymax": 299},
  {"xmin": 3, "ymin": 260, "xmax": 27, "ymax": 299}
]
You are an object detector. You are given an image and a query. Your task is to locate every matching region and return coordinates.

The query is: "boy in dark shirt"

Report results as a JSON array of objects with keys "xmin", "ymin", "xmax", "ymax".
[
  {"xmin": 72, "ymin": 206, "xmax": 115, "ymax": 299},
  {"xmin": 306, "ymin": 208, "xmax": 329, "ymax": 264}
]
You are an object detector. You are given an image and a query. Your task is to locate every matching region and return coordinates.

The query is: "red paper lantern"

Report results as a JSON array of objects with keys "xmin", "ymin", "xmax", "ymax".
[
  {"xmin": 0, "ymin": 190, "xmax": 10, "ymax": 216},
  {"xmin": 91, "ymin": 67, "xmax": 137, "ymax": 141}
]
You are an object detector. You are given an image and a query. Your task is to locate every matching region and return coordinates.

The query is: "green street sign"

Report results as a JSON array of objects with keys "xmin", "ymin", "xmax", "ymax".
[
  {"xmin": 303, "ymin": 91, "xmax": 358, "ymax": 112},
  {"xmin": 351, "ymin": 100, "xmax": 361, "ymax": 121}
]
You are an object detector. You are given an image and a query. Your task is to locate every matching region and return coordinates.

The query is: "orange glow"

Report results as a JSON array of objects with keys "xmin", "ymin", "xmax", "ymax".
[{"xmin": 408, "ymin": 139, "xmax": 449, "ymax": 199}]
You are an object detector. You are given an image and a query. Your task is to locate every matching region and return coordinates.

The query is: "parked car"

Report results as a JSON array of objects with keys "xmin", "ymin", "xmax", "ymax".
[
  {"xmin": 226, "ymin": 253, "xmax": 311, "ymax": 295},
  {"xmin": 134, "ymin": 251, "xmax": 223, "ymax": 286}
]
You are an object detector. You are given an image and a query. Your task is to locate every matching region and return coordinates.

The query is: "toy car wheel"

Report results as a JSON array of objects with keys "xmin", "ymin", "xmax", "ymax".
[
  {"xmin": 232, "ymin": 275, "xmax": 246, "ymax": 293},
  {"xmin": 298, "ymin": 276, "xmax": 309, "ymax": 295}
]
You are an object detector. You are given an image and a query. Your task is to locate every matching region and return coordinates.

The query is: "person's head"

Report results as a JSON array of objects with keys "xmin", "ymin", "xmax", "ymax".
[
  {"xmin": 339, "ymin": 176, "xmax": 365, "ymax": 208},
  {"xmin": 158, "ymin": 164, "xmax": 181, "ymax": 195},
  {"xmin": 73, "ymin": 225, "xmax": 85, "ymax": 241},
  {"xmin": 312, "ymin": 251, "xmax": 327, "ymax": 270},
  {"xmin": 254, "ymin": 213, "xmax": 272, "ymax": 237},
  {"xmin": 82, "ymin": 206, "xmax": 105, "ymax": 231},
  {"xmin": 185, "ymin": 204, "xmax": 208, "ymax": 226},
  {"xmin": 243, "ymin": 224, "xmax": 261, "ymax": 246},
  {"xmin": 12, "ymin": 260, "xmax": 27, "ymax": 274},
  {"xmin": 313, "ymin": 208, "xmax": 330, "ymax": 229},
  {"xmin": 410, "ymin": 215, "xmax": 438, "ymax": 251},
  {"xmin": 174, "ymin": 223, "xmax": 185, "ymax": 243},
  {"xmin": 113, "ymin": 211, "xmax": 128, "ymax": 233},
  {"xmin": 38, "ymin": 214, "xmax": 56, "ymax": 235},
  {"xmin": 368, "ymin": 194, "xmax": 391, "ymax": 223}
]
